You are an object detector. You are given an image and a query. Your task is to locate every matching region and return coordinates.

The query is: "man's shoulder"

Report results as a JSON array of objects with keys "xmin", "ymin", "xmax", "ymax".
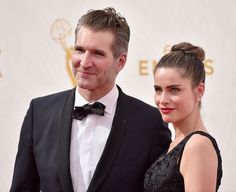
[
  {"xmin": 119, "ymin": 89, "xmax": 159, "ymax": 116},
  {"xmin": 127, "ymin": 94, "xmax": 157, "ymax": 110},
  {"xmin": 117, "ymin": 85, "xmax": 157, "ymax": 109},
  {"xmin": 32, "ymin": 88, "xmax": 75, "ymax": 105}
]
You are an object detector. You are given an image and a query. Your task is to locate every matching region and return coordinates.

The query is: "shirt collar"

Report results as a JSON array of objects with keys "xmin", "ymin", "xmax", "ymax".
[{"xmin": 74, "ymin": 85, "xmax": 119, "ymax": 115}]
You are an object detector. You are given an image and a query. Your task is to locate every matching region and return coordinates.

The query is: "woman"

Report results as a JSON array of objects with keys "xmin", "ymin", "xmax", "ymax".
[{"xmin": 143, "ymin": 42, "xmax": 222, "ymax": 191}]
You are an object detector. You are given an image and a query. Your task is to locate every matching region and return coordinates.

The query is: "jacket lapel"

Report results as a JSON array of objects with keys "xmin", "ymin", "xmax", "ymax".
[
  {"xmin": 87, "ymin": 86, "xmax": 130, "ymax": 192},
  {"xmin": 58, "ymin": 88, "xmax": 75, "ymax": 192}
]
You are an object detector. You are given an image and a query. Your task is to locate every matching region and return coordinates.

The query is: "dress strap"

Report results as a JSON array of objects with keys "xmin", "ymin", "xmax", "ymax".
[
  {"xmin": 176, "ymin": 131, "xmax": 222, "ymax": 190},
  {"xmin": 177, "ymin": 131, "xmax": 220, "ymax": 167}
]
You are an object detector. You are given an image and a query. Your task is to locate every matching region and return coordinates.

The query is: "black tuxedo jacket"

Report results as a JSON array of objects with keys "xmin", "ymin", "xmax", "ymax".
[{"xmin": 10, "ymin": 86, "xmax": 171, "ymax": 192}]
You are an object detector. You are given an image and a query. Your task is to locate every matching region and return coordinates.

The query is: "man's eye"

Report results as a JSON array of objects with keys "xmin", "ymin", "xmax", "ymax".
[
  {"xmin": 75, "ymin": 50, "xmax": 84, "ymax": 54},
  {"xmin": 73, "ymin": 47, "xmax": 84, "ymax": 53},
  {"xmin": 94, "ymin": 51, "xmax": 105, "ymax": 57}
]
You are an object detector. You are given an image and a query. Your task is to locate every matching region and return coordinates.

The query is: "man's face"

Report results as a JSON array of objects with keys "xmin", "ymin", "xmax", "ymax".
[{"xmin": 72, "ymin": 26, "xmax": 126, "ymax": 95}]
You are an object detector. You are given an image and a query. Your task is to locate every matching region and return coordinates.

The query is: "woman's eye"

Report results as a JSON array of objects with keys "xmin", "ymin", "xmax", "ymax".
[
  {"xmin": 170, "ymin": 88, "xmax": 179, "ymax": 93},
  {"xmin": 154, "ymin": 86, "xmax": 162, "ymax": 94}
]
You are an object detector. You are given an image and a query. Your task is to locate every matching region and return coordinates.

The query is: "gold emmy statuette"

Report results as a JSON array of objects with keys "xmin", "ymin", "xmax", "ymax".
[{"xmin": 50, "ymin": 18, "xmax": 77, "ymax": 86}]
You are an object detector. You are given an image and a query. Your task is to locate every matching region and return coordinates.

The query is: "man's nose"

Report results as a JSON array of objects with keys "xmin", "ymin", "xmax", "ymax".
[{"xmin": 80, "ymin": 51, "xmax": 92, "ymax": 67}]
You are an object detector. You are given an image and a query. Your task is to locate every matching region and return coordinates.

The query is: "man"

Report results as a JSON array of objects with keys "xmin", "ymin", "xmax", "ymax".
[{"xmin": 10, "ymin": 7, "xmax": 171, "ymax": 192}]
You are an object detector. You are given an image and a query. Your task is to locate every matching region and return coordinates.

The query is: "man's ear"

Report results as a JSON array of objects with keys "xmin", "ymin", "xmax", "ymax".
[{"xmin": 117, "ymin": 53, "xmax": 127, "ymax": 72}]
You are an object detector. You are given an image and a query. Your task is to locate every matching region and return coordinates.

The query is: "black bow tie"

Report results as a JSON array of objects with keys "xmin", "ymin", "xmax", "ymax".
[{"xmin": 72, "ymin": 102, "xmax": 106, "ymax": 120}]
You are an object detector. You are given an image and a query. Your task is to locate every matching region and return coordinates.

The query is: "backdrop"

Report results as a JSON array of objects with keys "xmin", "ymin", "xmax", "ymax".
[{"xmin": 0, "ymin": 0, "xmax": 235, "ymax": 191}]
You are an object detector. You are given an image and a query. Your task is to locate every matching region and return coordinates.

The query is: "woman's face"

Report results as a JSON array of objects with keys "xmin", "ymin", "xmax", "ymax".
[{"xmin": 154, "ymin": 67, "xmax": 203, "ymax": 125}]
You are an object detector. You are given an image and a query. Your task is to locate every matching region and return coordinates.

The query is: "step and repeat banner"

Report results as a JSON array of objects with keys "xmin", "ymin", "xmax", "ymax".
[{"xmin": 0, "ymin": 0, "xmax": 235, "ymax": 191}]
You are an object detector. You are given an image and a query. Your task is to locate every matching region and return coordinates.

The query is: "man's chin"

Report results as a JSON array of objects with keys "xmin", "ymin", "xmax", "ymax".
[{"xmin": 77, "ymin": 83, "xmax": 94, "ymax": 90}]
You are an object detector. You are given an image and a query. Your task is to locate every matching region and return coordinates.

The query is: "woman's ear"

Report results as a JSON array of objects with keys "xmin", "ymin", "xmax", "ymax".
[{"xmin": 196, "ymin": 82, "xmax": 205, "ymax": 101}]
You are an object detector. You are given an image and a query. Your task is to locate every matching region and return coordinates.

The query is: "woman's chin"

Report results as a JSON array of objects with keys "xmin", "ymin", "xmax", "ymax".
[{"xmin": 162, "ymin": 117, "xmax": 173, "ymax": 124}]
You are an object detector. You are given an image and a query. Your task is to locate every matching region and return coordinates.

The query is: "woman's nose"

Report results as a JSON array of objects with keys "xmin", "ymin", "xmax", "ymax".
[{"xmin": 159, "ymin": 92, "xmax": 169, "ymax": 105}]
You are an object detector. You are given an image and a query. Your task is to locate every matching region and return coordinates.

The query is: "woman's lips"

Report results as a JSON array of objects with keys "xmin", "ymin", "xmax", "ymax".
[{"xmin": 160, "ymin": 108, "xmax": 174, "ymax": 114}]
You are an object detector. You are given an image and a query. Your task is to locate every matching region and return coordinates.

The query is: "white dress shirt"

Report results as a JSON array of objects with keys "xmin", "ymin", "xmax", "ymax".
[{"xmin": 70, "ymin": 85, "xmax": 118, "ymax": 192}]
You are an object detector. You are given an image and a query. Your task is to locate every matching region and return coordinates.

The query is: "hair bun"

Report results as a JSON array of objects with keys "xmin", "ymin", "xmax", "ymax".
[{"xmin": 171, "ymin": 42, "xmax": 205, "ymax": 61}]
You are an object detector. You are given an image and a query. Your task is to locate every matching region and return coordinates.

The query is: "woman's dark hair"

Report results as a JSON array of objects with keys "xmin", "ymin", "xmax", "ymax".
[{"xmin": 154, "ymin": 42, "xmax": 206, "ymax": 87}]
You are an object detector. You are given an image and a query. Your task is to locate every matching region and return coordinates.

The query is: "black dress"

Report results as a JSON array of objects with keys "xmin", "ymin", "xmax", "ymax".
[{"xmin": 143, "ymin": 131, "xmax": 222, "ymax": 192}]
